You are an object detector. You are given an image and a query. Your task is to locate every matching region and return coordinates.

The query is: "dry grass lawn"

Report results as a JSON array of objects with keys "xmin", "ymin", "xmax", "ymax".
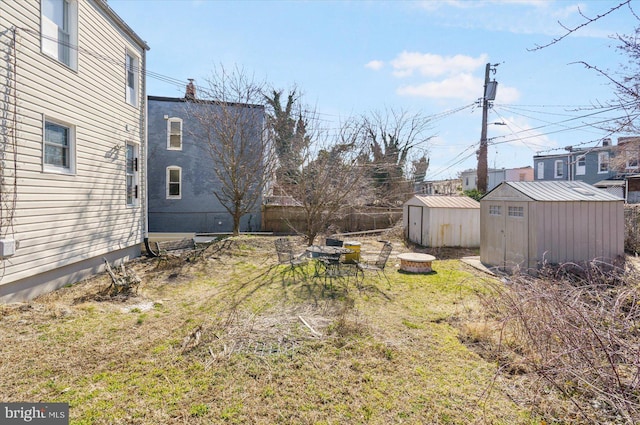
[{"xmin": 0, "ymin": 233, "xmax": 537, "ymax": 424}]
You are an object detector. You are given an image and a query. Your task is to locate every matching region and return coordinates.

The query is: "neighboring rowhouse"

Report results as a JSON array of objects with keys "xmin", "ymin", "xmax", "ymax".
[
  {"xmin": 0, "ymin": 0, "xmax": 149, "ymax": 301},
  {"xmin": 403, "ymin": 195, "xmax": 480, "ymax": 248},
  {"xmin": 480, "ymin": 181, "xmax": 624, "ymax": 272},
  {"xmin": 533, "ymin": 137, "xmax": 640, "ymax": 200},
  {"xmin": 147, "ymin": 90, "xmax": 265, "ymax": 234},
  {"xmin": 460, "ymin": 166, "xmax": 533, "ymax": 192}
]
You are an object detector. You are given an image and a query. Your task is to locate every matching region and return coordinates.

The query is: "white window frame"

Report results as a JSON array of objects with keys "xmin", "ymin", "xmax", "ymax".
[
  {"xmin": 598, "ymin": 152, "xmax": 610, "ymax": 174},
  {"xmin": 167, "ymin": 118, "xmax": 183, "ymax": 150},
  {"xmin": 576, "ymin": 155, "xmax": 586, "ymax": 176},
  {"xmin": 166, "ymin": 166, "xmax": 182, "ymax": 199},
  {"xmin": 489, "ymin": 205, "xmax": 501, "ymax": 216},
  {"xmin": 43, "ymin": 116, "xmax": 75, "ymax": 174},
  {"xmin": 126, "ymin": 142, "xmax": 139, "ymax": 206},
  {"xmin": 554, "ymin": 160, "xmax": 563, "ymax": 179},
  {"xmin": 41, "ymin": 0, "xmax": 78, "ymax": 70},
  {"xmin": 536, "ymin": 162, "xmax": 544, "ymax": 180},
  {"xmin": 125, "ymin": 51, "xmax": 139, "ymax": 107},
  {"xmin": 508, "ymin": 206, "xmax": 524, "ymax": 217}
]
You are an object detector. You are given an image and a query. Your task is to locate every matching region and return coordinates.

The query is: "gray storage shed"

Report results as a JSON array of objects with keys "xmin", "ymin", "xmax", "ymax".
[
  {"xmin": 480, "ymin": 181, "xmax": 624, "ymax": 271},
  {"xmin": 403, "ymin": 195, "xmax": 480, "ymax": 247}
]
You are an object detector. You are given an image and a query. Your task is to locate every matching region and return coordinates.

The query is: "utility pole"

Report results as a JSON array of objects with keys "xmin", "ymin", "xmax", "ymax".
[{"xmin": 477, "ymin": 63, "xmax": 498, "ymax": 193}]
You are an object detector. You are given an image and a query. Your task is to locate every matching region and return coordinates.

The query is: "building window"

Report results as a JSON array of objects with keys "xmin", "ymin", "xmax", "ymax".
[
  {"xmin": 41, "ymin": 0, "xmax": 77, "ymax": 69},
  {"xmin": 536, "ymin": 162, "xmax": 544, "ymax": 179},
  {"xmin": 576, "ymin": 155, "xmax": 586, "ymax": 176},
  {"xmin": 489, "ymin": 205, "xmax": 501, "ymax": 216},
  {"xmin": 167, "ymin": 118, "xmax": 183, "ymax": 150},
  {"xmin": 598, "ymin": 152, "xmax": 610, "ymax": 173},
  {"xmin": 508, "ymin": 206, "xmax": 524, "ymax": 217},
  {"xmin": 125, "ymin": 52, "xmax": 139, "ymax": 107},
  {"xmin": 126, "ymin": 143, "xmax": 139, "ymax": 206},
  {"xmin": 166, "ymin": 166, "xmax": 181, "ymax": 199},
  {"xmin": 554, "ymin": 160, "xmax": 564, "ymax": 178},
  {"xmin": 627, "ymin": 157, "xmax": 639, "ymax": 170},
  {"xmin": 43, "ymin": 118, "xmax": 74, "ymax": 173}
]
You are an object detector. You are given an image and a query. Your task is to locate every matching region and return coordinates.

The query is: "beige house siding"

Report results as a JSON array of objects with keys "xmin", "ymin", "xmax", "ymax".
[{"xmin": 0, "ymin": 0, "xmax": 148, "ymax": 301}]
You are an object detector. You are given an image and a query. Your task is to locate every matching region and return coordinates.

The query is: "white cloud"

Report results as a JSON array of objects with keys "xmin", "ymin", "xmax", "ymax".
[
  {"xmin": 494, "ymin": 85, "xmax": 520, "ymax": 103},
  {"xmin": 396, "ymin": 73, "xmax": 481, "ymax": 100},
  {"xmin": 365, "ymin": 60, "xmax": 384, "ymax": 71},
  {"xmin": 391, "ymin": 52, "xmax": 488, "ymax": 78},
  {"xmin": 397, "ymin": 74, "xmax": 521, "ymax": 102}
]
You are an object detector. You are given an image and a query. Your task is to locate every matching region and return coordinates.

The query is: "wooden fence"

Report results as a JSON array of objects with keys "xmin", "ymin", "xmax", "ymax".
[
  {"xmin": 262, "ymin": 205, "xmax": 402, "ymax": 234},
  {"xmin": 625, "ymin": 204, "xmax": 640, "ymax": 254}
]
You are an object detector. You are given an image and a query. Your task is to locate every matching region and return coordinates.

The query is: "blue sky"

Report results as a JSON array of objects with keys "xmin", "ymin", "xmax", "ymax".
[{"xmin": 109, "ymin": 0, "xmax": 639, "ymax": 180}]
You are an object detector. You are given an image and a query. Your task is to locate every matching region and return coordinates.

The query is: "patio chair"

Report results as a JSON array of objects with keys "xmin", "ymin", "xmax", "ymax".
[
  {"xmin": 274, "ymin": 238, "xmax": 309, "ymax": 283},
  {"xmin": 356, "ymin": 241, "xmax": 393, "ymax": 287}
]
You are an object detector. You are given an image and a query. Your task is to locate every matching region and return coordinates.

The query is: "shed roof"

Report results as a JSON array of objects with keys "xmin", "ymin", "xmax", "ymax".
[
  {"xmin": 487, "ymin": 181, "xmax": 622, "ymax": 202},
  {"xmin": 409, "ymin": 195, "xmax": 480, "ymax": 209}
]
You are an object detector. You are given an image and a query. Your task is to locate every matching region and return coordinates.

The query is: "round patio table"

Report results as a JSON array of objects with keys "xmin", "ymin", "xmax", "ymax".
[
  {"xmin": 306, "ymin": 245, "xmax": 353, "ymax": 259},
  {"xmin": 397, "ymin": 253, "xmax": 436, "ymax": 273}
]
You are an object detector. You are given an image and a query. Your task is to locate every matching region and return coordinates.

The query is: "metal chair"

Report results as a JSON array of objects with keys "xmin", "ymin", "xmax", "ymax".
[
  {"xmin": 356, "ymin": 241, "xmax": 393, "ymax": 287},
  {"xmin": 274, "ymin": 238, "xmax": 309, "ymax": 283}
]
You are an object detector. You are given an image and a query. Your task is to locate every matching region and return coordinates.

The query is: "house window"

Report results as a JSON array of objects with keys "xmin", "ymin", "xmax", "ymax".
[
  {"xmin": 554, "ymin": 160, "xmax": 564, "ymax": 178},
  {"xmin": 627, "ymin": 157, "xmax": 639, "ymax": 170},
  {"xmin": 598, "ymin": 152, "xmax": 610, "ymax": 173},
  {"xmin": 576, "ymin": 156, "xmax": 586, "ymax": 176},
  {"xmin": 167, "ymin": 118, "xmax": 182, "ymax": 150},
  {"xmin": 41, "ymin": 0, "xmax": 77, "ymax": 69},
  {"xmin": 489, "ymin": 205, "xmax": 501, "ymax": 216},
  {"xmin": 126, "ymin": 143, "xmax": 139, "ymax": 206},
  {"xmin": 166, "ymin": 166, "xmax": 181, "ymax": 199},
  {"xmin": 43, "ymin": 118, "xmax": 74, "ymax": 173},
  {"xmin": 508, "ymin": 206, "xmax": 524, "ymax": 217},
  {"xmin": 536, "ymin": 162, "xmax": 544, "ymax": 179},
  {"xmin": 125, "ymin": 52, "xmax": 139, "ymax": 107}
]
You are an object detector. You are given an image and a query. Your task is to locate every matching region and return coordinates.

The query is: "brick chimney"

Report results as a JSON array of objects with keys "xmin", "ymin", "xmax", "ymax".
[{"xmin": 185, "ymin": 79, "xmax": 196, "ymax": 100}]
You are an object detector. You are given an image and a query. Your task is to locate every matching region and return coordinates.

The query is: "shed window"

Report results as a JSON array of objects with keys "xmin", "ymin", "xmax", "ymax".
[
  {"xmin": 508, "ymin": 206, "xmax": 524, "ymax": 217},
  {"xmin": 489, "ymin": 205, "xmax": 501, "ymax": 216}
]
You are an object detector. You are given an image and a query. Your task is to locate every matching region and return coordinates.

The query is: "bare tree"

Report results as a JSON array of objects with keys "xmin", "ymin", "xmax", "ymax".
[
  {"xmin": 361, "ymin": 108, "xmax": 434, "ymax": 205},
  {"xmin": 186, "ymin": 66, "xmax": 276, "ymax": 235},
  {"xmin": 263, "ymin": 88, "xmax": 307, "ymax": 182},
  {"xmin": 265, "ymin": 93, "xmax": 369, "ymax": 244}
]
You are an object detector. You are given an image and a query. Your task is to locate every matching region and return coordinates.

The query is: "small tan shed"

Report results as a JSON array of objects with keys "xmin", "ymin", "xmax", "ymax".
[
  {"xmin": 403, "ymin": 195, "xmax": 480, "ymax": 247},
  {"xmin": 480, "ymin": 181, "xmax": 624, "ymax": 271}
]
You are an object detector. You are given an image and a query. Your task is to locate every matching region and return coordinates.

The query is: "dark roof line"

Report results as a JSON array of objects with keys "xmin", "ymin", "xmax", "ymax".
[{"xmin": 148, "ymin": 95, "xmax": 264, "ymax": 110}]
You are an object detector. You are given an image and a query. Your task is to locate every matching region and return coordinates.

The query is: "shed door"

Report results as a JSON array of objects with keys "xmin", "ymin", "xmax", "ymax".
[
  {"xmin": 408, "ymin": 206, "xmax": 423, "ymax": 245},
  {"xmin": 504, "ymin": 202, "xmax": 528, "ymax": 271}
]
